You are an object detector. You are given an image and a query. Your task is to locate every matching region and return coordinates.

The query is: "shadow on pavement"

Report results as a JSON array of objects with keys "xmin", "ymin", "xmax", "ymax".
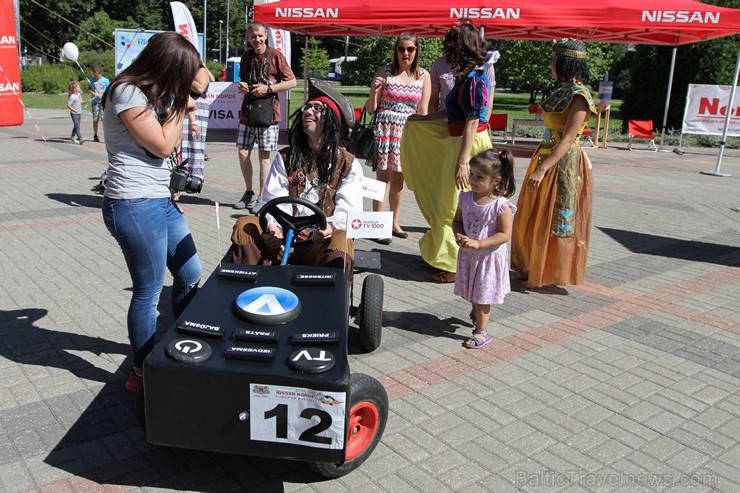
[
  {"xmin": 46, "ymin": 193, "xmax": 103, "ymax": 209},
  {"xmin": 600, "ymin": 227, "xmax": 740, "ymax": 267}
]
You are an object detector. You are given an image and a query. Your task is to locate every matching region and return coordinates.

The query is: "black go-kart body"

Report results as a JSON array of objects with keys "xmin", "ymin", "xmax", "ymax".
[{"xmin": 140, "ymin": 197, "xmax": 387, "ymax": 478}]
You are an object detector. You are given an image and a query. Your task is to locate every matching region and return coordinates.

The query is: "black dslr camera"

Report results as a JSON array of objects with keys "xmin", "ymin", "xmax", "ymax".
[{"xmin": 170, "ymin": 158, "xmax": 203, "ymax": 193}]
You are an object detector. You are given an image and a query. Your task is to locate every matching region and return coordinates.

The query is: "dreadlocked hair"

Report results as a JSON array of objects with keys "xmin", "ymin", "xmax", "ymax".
[
  {"xmin": 553, "ymin": 38, "xmax": 590, "ymax": 84},
  {"xmin": 286, "ymin": 105, "xmax": 343, "ymax": 184}
]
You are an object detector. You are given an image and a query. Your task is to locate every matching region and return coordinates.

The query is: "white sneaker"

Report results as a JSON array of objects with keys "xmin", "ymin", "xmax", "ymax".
[
  {"xmin": 250, "ymin": 198, "xmax": 265, "ymax": 214},
  {"xmin": 71, "ymin": 137, "xmax": 79, "ymax": 144},
  {"xmin": 233, "ymin": 191, "xmax": 255, "ymax": 210}
]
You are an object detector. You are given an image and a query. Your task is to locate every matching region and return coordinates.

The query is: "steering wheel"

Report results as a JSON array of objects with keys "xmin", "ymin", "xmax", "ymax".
[{"xmin": 258, "ymin": 196, "xmax": 328, "ymax": 248}]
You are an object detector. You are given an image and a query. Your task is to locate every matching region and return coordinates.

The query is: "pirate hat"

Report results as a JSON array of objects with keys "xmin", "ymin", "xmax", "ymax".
[{"xmin": 307, "ymin": 78, "xmax": 356, "ymax": 131}]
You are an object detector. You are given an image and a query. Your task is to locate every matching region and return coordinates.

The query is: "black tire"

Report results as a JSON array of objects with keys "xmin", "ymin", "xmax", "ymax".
[
  {"xmin": 358, "ymin": 275, "xmax": 383, "ymax": 352},
  {"xmin": 309, "ymin": 374, "xmax": 388, "ymax": 478}
]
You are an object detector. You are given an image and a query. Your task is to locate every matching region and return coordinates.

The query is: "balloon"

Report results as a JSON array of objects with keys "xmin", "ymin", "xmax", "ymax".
[{"xmin": 62, "ymin": 42, "xmax": 79, "ymax": 62}]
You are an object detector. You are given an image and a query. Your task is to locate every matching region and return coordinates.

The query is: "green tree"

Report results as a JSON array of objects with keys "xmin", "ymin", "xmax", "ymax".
[
  {"xmin": 75, "ymin": 12, "xmax": 138, "ymax": 52},
  {"xmin": 496, "ymin": 40, "xmax": 627, "ymax": 103},
  {"xmin": 496, "ymin": 40, "xmax": 552, "ymax": 103},
  {"xmin": 341, "ymin": 36, "xmax": 442, "ymax": 86},
  {"xmin": 301, "ymin": 37, "xmax": 330, "ymax": 78}
]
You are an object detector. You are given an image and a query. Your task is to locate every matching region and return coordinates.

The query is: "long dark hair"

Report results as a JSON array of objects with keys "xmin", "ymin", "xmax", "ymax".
[
  {"xmin": 553, "ymin": 38, "xmax": 590, "ymax": 84},
  {"xmin": 390, "ymin": 32, "xmax": 422, "ymax": 79},
  {"xmin": 102, "ymin": 32, "xmax": 200, "ymax": 121},
  {"xmin": 469, "ymin": 149, "xmax": 516, "ymax": 198},
  {"xmin": 445, "ymin": 20, "xmax": 487, "ymax": 81},
  {"xmin": 286, "ymin": 105, "xmax": 343, "ymax": 184}
]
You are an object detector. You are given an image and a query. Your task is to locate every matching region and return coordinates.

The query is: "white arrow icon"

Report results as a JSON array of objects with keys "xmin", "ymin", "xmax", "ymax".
[
  {"xmin": 175, "ymin": 340, "xmax": 203, "ymax": 354},
  {"xmin": 245, "ymin": 294, "xmax": 285, "ymax": 314}
]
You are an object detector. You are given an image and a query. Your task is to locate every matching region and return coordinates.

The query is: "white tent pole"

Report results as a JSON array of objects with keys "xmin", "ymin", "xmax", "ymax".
[
  {"xmin": 659, "ymin": 47, "xmax": 677, "ymax": 151},
  {"xmin": 304, "ymin": 35, "xmax": 309, "ymax": 100},
  {"xmin": 702, "ymin": 44, "xmax": 740, "ymax": 178}
]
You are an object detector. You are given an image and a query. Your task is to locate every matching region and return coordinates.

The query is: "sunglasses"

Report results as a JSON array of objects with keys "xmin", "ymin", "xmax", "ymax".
[
  {"xmin": 396, "ymin": 46, "xmax": 417, "ymax": 54},
  {"xmin": 301, "ymin": 102, "xmax": 326, "ymax": 113}
]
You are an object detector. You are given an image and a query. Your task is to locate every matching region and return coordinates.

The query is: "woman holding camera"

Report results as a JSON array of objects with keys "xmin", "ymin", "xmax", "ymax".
[{"xmin": 101, "ymin": 32, "xmax": 202, "ymax": 393}]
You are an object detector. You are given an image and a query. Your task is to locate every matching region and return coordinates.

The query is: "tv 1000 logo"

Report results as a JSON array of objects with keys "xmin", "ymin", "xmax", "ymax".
[{"xmin": 351, "ymin": 219, "xmax": 384, "ymax": 230}]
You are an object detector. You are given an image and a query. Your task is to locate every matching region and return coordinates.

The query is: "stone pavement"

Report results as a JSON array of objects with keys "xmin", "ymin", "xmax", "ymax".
[{"xmin": 0, "ymin": 109, "xmax": 738, "ymax": 493}]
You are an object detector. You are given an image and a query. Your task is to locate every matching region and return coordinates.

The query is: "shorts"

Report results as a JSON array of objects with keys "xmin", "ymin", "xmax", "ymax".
[
  {"xmin": 91, "ymin": 102, "xmax": 104, "ymax": 122},
  {"xmin": 236, "ymin": 123, "xmax": 279, "ymax": 151}
]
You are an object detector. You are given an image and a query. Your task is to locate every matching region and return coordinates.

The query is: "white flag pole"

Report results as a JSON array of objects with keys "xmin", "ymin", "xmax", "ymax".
[{"xmin": 215, "ymin": 202, "xmax": 222, "ymax": 269}]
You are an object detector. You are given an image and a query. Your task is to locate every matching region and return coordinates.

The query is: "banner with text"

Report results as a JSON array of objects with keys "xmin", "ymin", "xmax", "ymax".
[
  {"xmin": 682, "ymin": 84, "xmax": 740, "ymax": 137},
  {"xmin": 346, "ymin": 211, "xmax": 392, "ymax": 239},
  {"xmin": 203, "ymin": 82, "xmax": 241, "ymax": 129}
]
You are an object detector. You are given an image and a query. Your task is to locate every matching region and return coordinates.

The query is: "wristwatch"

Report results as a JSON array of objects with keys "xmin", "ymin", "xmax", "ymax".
[{"xmin": 267, "ymin": 83, "xmax": 274, "ymax": 94}]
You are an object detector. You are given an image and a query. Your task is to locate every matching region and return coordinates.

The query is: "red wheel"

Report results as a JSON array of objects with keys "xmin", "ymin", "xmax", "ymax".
[
  {"xmin": 346, "ymin": 401, "xmax": 380, "ymax": 460},
  {"xmin": 310, "ymin": 374, "xmax": 388, "ymax": 478}
]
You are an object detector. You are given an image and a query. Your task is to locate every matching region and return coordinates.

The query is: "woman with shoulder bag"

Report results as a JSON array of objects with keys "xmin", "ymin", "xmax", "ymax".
[{"xmin": 364, "ymin": 32, "xmax": 431, "ymax": 245}]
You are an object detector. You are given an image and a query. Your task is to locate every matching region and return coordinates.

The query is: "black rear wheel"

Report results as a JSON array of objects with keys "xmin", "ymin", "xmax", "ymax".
[
  {"xmin": 358, "ymin": 275, "xmax": 383, "ymax": 352},
  {"xmin": 309, "ymin": 374, "xmax": 388, "ymax": 478}
]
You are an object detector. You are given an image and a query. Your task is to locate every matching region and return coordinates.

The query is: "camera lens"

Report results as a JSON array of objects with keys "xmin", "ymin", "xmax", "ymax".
[{"xmin": 187, "ymin": 175, "xmax": 203, "ymax": 193}]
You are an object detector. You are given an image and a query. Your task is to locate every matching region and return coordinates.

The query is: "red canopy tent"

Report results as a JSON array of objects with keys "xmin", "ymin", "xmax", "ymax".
[
  {"xmin": 255, "ymin": 0, "xmax": 740, "ymax": 44},
  {"xmin": 255, "ymin": 0, "xmax": 740, "ymax": 174}
]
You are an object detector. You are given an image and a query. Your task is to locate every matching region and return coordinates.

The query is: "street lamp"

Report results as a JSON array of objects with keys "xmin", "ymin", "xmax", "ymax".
[
  {"xmin": 225, "ymin": 0, "xmax": 230, "ymax": 60},
  {"xmin": 219, "ymin": 20, "xmax": 223, "ymax": 65}
]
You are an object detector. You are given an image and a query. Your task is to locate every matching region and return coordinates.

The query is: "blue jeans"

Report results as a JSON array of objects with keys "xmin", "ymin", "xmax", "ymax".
[{"xmin": 102, "ymin": 197, "xmax": 201, "ymax": 367}]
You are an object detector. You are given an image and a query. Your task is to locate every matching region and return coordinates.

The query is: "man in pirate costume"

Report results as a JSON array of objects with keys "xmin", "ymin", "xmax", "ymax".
[
  {"xmin": 234, "ymin": 21, "xmax": 296, "ymax": 212},
  {"xmin": 224, "ymin": 79, "xmax": 362, "ymax": 271}
]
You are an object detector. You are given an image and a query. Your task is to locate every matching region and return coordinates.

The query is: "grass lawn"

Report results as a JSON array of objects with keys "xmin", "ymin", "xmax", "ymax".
[{"xmin": 22, "ymin": 87, "xmax": 625, "ymax": 137}]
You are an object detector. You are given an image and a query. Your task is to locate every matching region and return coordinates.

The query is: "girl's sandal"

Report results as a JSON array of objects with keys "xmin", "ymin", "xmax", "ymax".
[{"xmin": 464, "ymin": 329, "xmax": 491, "ymax": 349}]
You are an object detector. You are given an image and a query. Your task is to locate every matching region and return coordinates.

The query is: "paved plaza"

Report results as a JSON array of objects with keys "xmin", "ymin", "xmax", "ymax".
[{"xmin": 0, "ymin": 109, "xmax": 738, "ymax": 492}]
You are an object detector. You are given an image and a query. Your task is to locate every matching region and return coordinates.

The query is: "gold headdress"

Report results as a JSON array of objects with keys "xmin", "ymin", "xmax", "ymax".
[{"xmin": 553, "ymin": 38, "xmax": 587, "ymax": 59}]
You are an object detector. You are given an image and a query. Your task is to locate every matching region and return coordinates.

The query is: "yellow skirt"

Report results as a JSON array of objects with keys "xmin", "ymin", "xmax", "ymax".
[{"xmin": 401, "ymin": 119, "xmax": 492, "ymax": 273}]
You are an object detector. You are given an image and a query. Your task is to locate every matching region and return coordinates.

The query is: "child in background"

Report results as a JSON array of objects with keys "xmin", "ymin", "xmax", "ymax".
[
  {"xmin": 67, "ymin": 81, "xmax": 88, "ymax": 144},
  {"xmin": 452, "ymin": 148, "xmax": 517, "ymax": 348}
]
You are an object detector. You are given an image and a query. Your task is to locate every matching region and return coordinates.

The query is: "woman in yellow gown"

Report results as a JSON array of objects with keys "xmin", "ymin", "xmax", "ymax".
[
  {"xmin": 402, "ymin": 20, "xmax": 494, "ymax": 282},
  {"xmin": 511, "ymin": 38, "xmax": 597, "ymax": 288}
]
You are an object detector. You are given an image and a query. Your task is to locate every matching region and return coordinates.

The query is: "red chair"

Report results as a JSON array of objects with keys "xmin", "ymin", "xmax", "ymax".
[
  {"xmin": 580, "ymin": 126, "xmax": 595, "ymax": 148},
  {"xmin": 528, "ymin": 104, "xmax": 543, "ymax": 120},
  {"xmin": 627, "ymin": 120, "xmax": 658, "ymax": 152},
  {"xmin": 488, "ymin": 113, "xmax": 508, "ymax": 143}
]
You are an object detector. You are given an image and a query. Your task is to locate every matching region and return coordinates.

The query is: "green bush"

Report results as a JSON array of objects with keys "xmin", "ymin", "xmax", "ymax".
[
  {"xmin": 21, "ymin": 64, "xmax": 79, "ymax": 94},
  {"xmin": 76, "ymin": 50, "xmax": 115, "ymax": 80}
]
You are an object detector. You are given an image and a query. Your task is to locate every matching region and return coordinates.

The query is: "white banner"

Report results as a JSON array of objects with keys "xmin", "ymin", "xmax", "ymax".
[
  {"xmin": 361, "ymin": 177, "xmax": 386, "ymax": 201},
  {"xmin": 170, "ymin": 2, "xmax": 199, "ymax": 48},
  {"xmin": 346, "ymin": 211, "xmax": 393, "ymax": 239},
  {"xmin": 114, "ymin": 29, "xmax": 204, "ymax": 75},
  {"xmin": 204, "ymin": 82, "xmax": 241, "ymax": 129},
  {"xmin": 682, "ymin": 84, "xmax": 740, "ymax": 137}
]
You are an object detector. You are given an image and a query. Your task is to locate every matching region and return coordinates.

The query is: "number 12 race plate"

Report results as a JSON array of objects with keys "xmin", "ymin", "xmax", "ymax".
[{"xmin": 250, "ymin": 384, "xmax": 347, "ymax": 449}]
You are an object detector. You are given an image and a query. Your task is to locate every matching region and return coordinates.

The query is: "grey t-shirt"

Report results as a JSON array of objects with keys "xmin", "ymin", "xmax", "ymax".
[{"xmin": 103, "ymin": 83, "xmax": 172, "ymax": 199}]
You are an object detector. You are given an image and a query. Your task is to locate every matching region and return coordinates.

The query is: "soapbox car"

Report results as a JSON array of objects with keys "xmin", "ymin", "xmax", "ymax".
[{"xmin": 137, "ymin": 197, "xmax": 387, "ymax": 478}]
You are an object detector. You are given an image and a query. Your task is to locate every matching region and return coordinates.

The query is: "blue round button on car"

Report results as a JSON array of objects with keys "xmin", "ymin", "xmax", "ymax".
[{"xmin": 234, "ymin": 286, "xmax": 301, "ymax": 325}]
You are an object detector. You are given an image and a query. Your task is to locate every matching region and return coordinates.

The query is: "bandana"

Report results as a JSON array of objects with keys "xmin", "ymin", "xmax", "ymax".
[{"xmin": 308, "ymin": 96, "xmax": 341, "ymax": 123}]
